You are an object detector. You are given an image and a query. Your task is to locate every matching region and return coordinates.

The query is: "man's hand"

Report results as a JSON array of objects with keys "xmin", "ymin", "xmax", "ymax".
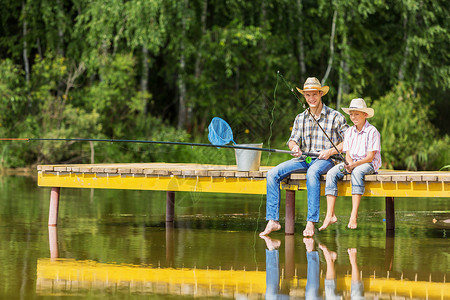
[
  {"xmin": 290, "ymin": 145, "xmax": 302, "ymax": 157},
  {"xmin": 318, "ymin": 149, "xmax": 332, "ymax": 160}
]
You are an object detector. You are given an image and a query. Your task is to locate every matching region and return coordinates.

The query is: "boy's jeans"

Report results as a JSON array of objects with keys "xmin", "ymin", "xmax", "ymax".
[
  {"xmin": 266, "ymin": 158, "xmax": 334, "ymax": 223},
  {"xmin": 325, "ymin": 162, "xmax": 374, "ymax": 196}
]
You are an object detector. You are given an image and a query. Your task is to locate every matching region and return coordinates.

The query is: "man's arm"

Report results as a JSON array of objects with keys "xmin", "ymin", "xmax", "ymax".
[{"xmin": 318, "ymin": 141, "xmax": 344, "ymax": 160}]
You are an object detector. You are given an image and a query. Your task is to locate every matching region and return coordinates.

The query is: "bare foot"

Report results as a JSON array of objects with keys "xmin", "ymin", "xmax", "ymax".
[
  {"xmin": 303, "ymin": 237, "xmax": 315, "ymax": 252},
  {"xmin": 303, "ymin": 221, "xmax": 315, "ymax": 237},
  {"xmin": 348, "ymin": 217, "xmax": 358, "ymax": 229},
  {"xmin": 319, "ymin": 215, "xmax": 338, "ymax": 231},
  {"xmin": 260, "ymin": 235, "xmax": 281, "ymax": 250},
  {"xmin": 348, "ymin": 248, "xmax": 357, "ymax": 262},
  {"xmin": 259, "ymin": 220, "xmax": 281, "ymax": 236},
  {"xmin": 319, "ymin": 244, "xmax": 337, "ymax": 261}
]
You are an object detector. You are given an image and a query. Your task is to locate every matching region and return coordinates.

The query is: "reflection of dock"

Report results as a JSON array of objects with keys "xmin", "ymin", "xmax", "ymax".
[
  {"xmin": 37, "ymin": 163, "xmax": 450, "ymax": 234},
  {"xmin": 36, "ymin": 259, "xmax": 449, "ymax": 299}
]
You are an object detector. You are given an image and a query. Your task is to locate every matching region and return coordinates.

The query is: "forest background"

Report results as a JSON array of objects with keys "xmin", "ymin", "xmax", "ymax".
[{"xmin": 0, "ymin": 0, "xmax": 448, "ymax": 171}]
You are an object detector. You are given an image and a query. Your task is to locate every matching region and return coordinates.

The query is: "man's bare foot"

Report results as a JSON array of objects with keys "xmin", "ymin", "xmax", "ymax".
[
  {"xmin": 348, "ymin": 217, "xmax": 358, "ymax": 229},
  {"xmin": 303, "ymin": 237, "xmax": 315, "ymax": 252},
  {"xmin": 260, "ymin": 235, "xmax": 281, "ymax": 250},
  {"xmin": 259, "ymin": 220, "xmax": 281, "ymax": 236},
  {"xmin": 319, "ymin": 215, "xmax": 338, "ymax": 231},
  {"xmin": 303, "ymin": 221, "xmax": 315, "ymax": 237}
]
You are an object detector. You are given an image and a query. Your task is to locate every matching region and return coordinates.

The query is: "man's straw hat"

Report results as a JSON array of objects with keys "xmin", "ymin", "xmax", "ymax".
[
  {"xmin": 296, "ymin": 77, "xmax": 329, "ymax": 96},
  {"xmin": 342, "ymin": 98, "xmax": 374, "ymax": 118}
]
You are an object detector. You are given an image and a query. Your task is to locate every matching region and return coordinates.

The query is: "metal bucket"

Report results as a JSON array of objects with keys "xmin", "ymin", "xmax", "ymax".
[{"xmin": 234, "ymin": 143, "xmax": 263, "ymax": 171}]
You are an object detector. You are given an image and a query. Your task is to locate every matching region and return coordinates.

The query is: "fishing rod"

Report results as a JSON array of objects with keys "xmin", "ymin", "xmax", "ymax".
[
  {"xmin": 0, "ymin": 137, "xmax": 342, "ymax": 160},
  {"xmin": 277, "ymin": 71, "xmax": 348, "ymax": 165}
]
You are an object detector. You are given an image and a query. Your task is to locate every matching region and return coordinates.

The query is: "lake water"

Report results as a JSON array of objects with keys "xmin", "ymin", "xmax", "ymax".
[{"xmin": 0, "ymin": 175, "xmax": 448, "ymax": 299}]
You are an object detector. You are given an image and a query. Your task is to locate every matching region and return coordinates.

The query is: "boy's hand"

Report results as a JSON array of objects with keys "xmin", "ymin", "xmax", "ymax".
[{"xmin": 344, "ymin": 162, "xmax": 355, "ymax": 173}]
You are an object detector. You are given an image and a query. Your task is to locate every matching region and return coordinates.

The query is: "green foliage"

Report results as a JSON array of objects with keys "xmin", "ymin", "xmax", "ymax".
[
  {"xmin": 369, "ymin": 84, "xmax": 441, "ymax": 170},
  {"xmin": 0, "ymin": 0, "xmax": 448, "ymax": 170}
]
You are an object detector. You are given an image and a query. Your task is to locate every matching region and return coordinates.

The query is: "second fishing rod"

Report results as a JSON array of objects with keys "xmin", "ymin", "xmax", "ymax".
[{"xmin": 277, "ymin": 71, "xmax": 348, "ymax": 165}]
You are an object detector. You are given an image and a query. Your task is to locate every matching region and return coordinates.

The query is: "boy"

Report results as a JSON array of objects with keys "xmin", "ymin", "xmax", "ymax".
[{"xmin": 319, "ymin": 98, "xmax": 381, "ymax": 230}]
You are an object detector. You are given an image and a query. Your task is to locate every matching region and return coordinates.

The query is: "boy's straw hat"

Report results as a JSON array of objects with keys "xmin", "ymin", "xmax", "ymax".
[
  {"xmin": 342, "ymin": 98, "xmax": 374, "ymax": 118},
  {"xmin": 296, "ymin": 77, "xmax": 329, "ymax": 96}
]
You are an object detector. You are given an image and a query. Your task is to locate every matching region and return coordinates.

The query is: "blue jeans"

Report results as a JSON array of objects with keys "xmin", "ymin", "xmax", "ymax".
[
  {"xmin": 325, "ymin": 163, "xmax": 374, "ymax": 196},
  {"xmin": 305, "ymin": 251, "xmax": 320, "ymax": 299},
  {"xmin": 266, "ymin": 158, "xmax": 334, "ymax": 223}
]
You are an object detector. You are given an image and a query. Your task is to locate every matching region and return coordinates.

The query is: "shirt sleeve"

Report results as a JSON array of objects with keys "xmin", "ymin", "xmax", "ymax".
[
  {"xmin": 367, "ymin": 127, "xmax": 381, "ymax": 152},
  {"xmin": 287, "ymin": 114, "xmax": 302, "ymax": 145},
  {"xmin": 343, "ymin": 128, "xmax": 350, "ymax": 152}
]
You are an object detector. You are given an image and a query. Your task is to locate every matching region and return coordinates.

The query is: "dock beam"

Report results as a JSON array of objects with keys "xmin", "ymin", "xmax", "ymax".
[
  {"xmin": 166, "ymin": 191, "xmax": 175, "ymax": 223},
  {"xmin": 385, "ymin": 196, "xmax": 395, "ymax": 231},
  {"xmin": 48, "ymin": 187, "xmax": 60, "ymax": 226},
  {"xmin": 285, "ymin": 190, "xmax": 296, "ymax": 235}
]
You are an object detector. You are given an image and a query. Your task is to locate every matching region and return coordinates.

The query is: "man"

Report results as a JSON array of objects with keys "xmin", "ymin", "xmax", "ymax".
[{"xmin": 260, "ymin": 77, "xmax": 348, "ymax": 237}]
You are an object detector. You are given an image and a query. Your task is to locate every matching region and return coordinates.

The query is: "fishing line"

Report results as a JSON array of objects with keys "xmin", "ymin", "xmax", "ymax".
[{"xmin": 277, "ymin": 71, "xmax": 348, "ymax": 165}]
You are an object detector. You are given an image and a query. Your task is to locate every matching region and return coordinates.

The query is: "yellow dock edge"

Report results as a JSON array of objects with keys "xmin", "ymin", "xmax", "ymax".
[{"xmin": 38, "ymin": 171, "xmax": 450, "ymax": 197}]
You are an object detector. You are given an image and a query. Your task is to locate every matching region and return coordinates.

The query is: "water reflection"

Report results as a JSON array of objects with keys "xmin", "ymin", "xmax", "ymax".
[{"xmin": 39, "ymin": 227, "xmax": 449, "ymax": 299}]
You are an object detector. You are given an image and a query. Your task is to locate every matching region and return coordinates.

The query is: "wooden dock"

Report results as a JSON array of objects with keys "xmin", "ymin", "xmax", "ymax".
[{"xmin": 37, "ymin": 163, "xmax": 450, "ymax": 233}]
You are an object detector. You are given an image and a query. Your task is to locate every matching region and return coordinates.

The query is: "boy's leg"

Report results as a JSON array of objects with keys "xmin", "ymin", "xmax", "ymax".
[
  {"xmin": 349, "ymin": 163, "xmax": 374, "ymax": 229},
  {"xmin": 348, "ymin": 194, "xmax": 362, "ymax": 229},
  {"xmin": 304, "ymin": 159, "xmax": 334, "ymax": 236},
  {"xmin": 261, "ymin": 158, "xmax": 308, "ymax": 236},
  {"xmin": 320, "ymin": 164, "xmax": 345, "ymax": 231}
]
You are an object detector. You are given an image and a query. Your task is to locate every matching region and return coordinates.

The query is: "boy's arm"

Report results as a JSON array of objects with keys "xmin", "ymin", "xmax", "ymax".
[{"xmin": 345, "ymin": 151, "xmax": 376, "ymax": 172}]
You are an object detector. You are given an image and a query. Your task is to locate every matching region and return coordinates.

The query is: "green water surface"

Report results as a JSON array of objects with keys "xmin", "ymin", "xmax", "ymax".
[{"xmin": 0, "ymin": 175, "xmax": 448, "ymax": 299}]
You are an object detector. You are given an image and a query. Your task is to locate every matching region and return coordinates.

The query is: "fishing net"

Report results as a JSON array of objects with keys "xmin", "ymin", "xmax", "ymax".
[{"xmin": 208, "ymin": 117, "xmax": 236, "ymax": 145}]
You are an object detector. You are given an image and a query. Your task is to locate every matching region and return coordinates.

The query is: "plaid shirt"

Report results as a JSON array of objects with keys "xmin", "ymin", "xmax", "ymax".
[{"xmin": 288, "ymin": 104, "xmax": 349, "ymax": 153}]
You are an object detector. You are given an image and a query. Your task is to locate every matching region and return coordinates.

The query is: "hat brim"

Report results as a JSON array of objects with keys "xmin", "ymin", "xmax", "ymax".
[
  {"xmin": 342, "ymin": 107, "xmax": 374, "ymax": 118},
  {"xmin": 296, "ymin": 86, "xmax": 329, "ymax": 96}
]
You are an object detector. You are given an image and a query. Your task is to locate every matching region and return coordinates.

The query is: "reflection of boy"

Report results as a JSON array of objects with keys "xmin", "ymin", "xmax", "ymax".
[{"xmin": 320, "ymin": 98, "xmax": 381, "ymax": 231}]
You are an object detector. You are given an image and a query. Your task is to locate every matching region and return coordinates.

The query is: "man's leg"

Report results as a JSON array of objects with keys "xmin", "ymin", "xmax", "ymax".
[
  {"xmin": 349, "ymin": 163, "xmax": 374, "ymax": 229},
  {"xmin": 304, "ymin": 159, "xmax": 334, "ymax": 236},
  {"xmin": 261, "ymin": 158, "xmax": 307, "ymax": 236}
]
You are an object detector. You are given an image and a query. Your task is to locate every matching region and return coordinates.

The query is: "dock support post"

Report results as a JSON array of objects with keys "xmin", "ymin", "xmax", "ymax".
[
  {"xmin": 385, "ymin": 196, "xmax": 395, "ymax": 231},
  {"xmin": 166, "ymin": 191, "xmax": 175, "ymax": 223},
  {"xmin": 48, "ymin": 187, "xmax": 60, "ymax": 226},
  {"xmin": 285, "ymin": 190, "xmax": 295, "ymax": 235},
  {"xmin": 48, "ymin": 226, "xmax": 59, "ymax": 259}
]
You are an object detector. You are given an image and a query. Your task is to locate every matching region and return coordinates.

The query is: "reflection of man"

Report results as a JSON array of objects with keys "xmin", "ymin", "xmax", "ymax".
[
  {"xmin": 303, "ymin": 238, "xmax": 321, "ymax": 299},
  {"xmin": 261, "ymin": 236, "xmax": 289, "ymax": 299}
]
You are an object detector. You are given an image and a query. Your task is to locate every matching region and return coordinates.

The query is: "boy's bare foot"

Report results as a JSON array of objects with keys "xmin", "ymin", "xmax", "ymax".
[
  {"xmin": 303, "ymin": 221, "xmax": 315, "ymax": 237},
  {"xmin": 348, "ymin": 217, "xmax": 358, "ymax": 229},
  {"xmin": 303, "ymin": 237, "xmax": 315, "ymax": 252},
  {"xmin": 260, "ymin": 235, "xmax": 281, "ymax": 250},
  {"xmin": 319, "ymin": 215, "xmax": 338, "ymax": 231},
  {"xmin": 259, "ymin": 220, "xmax": 281, "ymax": 236},
  {"xmin": 348, "ymin": 248, "xmax": 357, "ymax": 262},
  {"xmin": 319, "ymin": 244, "xmax": 337, "ymax": 261}
]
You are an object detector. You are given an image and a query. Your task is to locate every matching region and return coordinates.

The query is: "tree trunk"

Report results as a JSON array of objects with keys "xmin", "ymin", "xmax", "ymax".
[
  {"xmin": 177, "ymin": 0, "xmax": 189, "ymax": 130},
  {"xmin": 22, "ymin": 2, "xmax": 30, "ymax": 85},
  {"xmin": 56, "ymin": 0, "xmax": 65, "ymax": 56},
  {"xmin": 398, "ymin": 15, "xmax": 408, "ymax": 82},
  {"xmin": 322, "ymin": 10, "xmax": 337, "ymax": 85},
  {"xmin": 141, "ymin": 46, "xmax": 149, "ymax": 115},
  {"xmin": 296, "ymin": 0, "xmax": 306, "ymax": 82}
]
